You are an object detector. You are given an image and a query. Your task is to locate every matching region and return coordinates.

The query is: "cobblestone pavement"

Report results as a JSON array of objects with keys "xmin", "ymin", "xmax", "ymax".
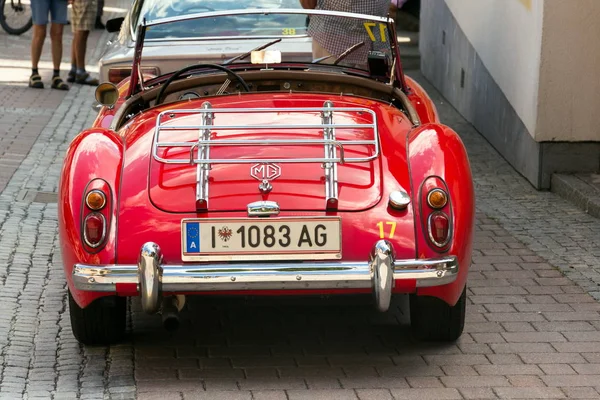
[{"xmin": 1, "ymin": 23, "xmax": 600, "ymax": 399}]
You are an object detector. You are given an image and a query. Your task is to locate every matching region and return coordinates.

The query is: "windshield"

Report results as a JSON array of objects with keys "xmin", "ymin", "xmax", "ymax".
[
  {"xmin": 139, "ymin": 9, "xmax": 395, "ymax": 72},
  {"xmin": 139, "ymin": 0, "xmax": 304, "ymax": 39}
]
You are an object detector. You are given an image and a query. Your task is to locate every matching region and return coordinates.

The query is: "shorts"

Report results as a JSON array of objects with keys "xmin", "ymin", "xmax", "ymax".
[
  {"xmin": 71, "ymin": 0, "xmax": 97, "ymax": 32},
  {"xmin": 31, "ymin": 0, "xmax": 68, "ymax": 25}
]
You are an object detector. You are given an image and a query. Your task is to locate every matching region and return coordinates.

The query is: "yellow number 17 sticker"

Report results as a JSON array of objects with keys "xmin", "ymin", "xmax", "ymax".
[
  {"xmin": 364, "ymin": 22, "xmax": 387, "ymax": 43},
  {"xmin": 377, "ymin": 221, "xmax": 396, "ymax": 239}
]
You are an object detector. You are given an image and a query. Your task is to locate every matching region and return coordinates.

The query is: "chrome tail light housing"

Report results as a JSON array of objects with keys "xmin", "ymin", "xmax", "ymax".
[{"xmin": 420, "ymin": 178, "xmax": 453, "ymax": 252}]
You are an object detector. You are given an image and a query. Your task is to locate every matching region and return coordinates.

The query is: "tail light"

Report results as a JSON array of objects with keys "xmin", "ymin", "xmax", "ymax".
[
  {"xmin": 81, "ymin": 183, "xmax": 111, "ymax": 252},
  {"xmin": 427, "ymin": 188, "xmax": 448, "ymax": 209},
  {"xmin": 83, "ymin": 213, "xmax": 106, "ymax": 248},
  {"xmin": 421, "ymin": 181, "xmax": 453, "ymax": 251},
  {"xmin": 108, "ymin": 67, "xmax": 159, "ymax": 84},
  {"xmin": 85, "ymin": 189, "xmax": 106, "ymax": 210},
  {"xmin": 428, "ymin": 211, "xmax": 450, "ymax": 247}
]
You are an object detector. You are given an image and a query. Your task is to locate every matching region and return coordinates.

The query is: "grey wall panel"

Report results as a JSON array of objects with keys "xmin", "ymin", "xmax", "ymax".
[{"xmin": 419, "ymin": 0, "xmax": 542, "ymax": 187}]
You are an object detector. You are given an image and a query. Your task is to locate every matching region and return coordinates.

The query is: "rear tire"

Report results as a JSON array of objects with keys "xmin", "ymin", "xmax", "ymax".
[
  {"xmin": 68, "ymin": 290, "xmax": 126, "ymax": 345},
  {"xmin": 409, "ymin": 286, "xmax": 466, "ymax": 341}
]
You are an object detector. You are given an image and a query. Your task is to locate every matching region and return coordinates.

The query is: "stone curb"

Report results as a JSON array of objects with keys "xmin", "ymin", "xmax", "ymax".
[{"xmin": 551, "ymin": 173, "xmax": 600, "ymax": 219}]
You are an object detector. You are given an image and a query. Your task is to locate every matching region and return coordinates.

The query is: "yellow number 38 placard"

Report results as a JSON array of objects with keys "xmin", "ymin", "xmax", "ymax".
[
  {"xmin": 364, "ymin": 22, "xmax": 387, "ymax": 42},
  {"xmin": 282, "ymin": 28, "xmax": 297, "ymax": 35}
]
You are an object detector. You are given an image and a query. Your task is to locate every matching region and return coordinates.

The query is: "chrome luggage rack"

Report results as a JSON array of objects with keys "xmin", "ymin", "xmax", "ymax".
[{"xmin": 152, "ymin": 101, "xmax": 379, "ymax": 211}]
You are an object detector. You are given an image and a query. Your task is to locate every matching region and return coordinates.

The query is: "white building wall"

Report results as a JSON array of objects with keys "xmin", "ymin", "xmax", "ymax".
[
  {"xmin": 536, "ymin": 0, "xmax": 600, "ymax": 141},
  {"xmin": 445, "ymin": 0, "xmax": 544, "ymax": 139}
]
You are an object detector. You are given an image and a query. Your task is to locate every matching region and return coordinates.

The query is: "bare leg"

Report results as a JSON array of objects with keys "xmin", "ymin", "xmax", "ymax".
[
  {"xmin": 31, "ymin": 24, "xmax": 47, "ymax": 70},
  {"xmin": 73, "ymin": 30, "xmax": 89, "ymax": 69},
  {"xmin": 71, "ymin": 32, "xmax": 76, "ymax": 66},
  {"xmin": 49, "ymin": 23, "xmax": 64, "ymax": 71}
]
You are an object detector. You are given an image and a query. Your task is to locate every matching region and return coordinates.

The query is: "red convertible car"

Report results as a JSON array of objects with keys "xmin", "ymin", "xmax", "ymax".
[{"xmin": 59, "ymin": 9, "xmax": 475, "ymax": 345}]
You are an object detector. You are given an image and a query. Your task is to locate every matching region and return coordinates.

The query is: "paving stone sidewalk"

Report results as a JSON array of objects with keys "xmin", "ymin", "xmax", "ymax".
[{"xmin": 1, "ymin": 27, "xmax": 600, "ymax": 400}]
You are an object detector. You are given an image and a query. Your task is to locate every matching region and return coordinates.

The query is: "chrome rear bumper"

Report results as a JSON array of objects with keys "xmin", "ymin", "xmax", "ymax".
[{"xmin": 72, "ymin": 240, "xmax": 458, "ymax": 314}]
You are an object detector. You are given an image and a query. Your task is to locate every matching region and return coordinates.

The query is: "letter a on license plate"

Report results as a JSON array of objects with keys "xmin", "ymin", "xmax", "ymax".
[{"xmin": 186, "ymin": 222, "xmax": 200, "ymax": 253}]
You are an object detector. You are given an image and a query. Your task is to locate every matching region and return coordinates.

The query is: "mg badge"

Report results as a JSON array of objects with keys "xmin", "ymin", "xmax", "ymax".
[{"xmin": 251, "ymin": 163, "xmax": 281, "ymax": 193}]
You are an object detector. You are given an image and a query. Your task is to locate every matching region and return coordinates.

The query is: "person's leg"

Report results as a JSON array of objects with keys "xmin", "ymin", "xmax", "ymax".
[
  {"xmin": 31, "ymin": 25, "xmax": 47, "ymax": 72},
  {"xmin": 74, "ymin": 30, "xmax": 89, "ymax": 70},
  {"xmin": 30, "ymin": 25, "xmax": 47, "ymax": 88},
  {"xmin": 71, "ymin": 0, "xmax": 98, "ymax": 85},
  {"xmin": 49, "ymin": 23, "xmax": 63, "ymax": 71},
  {"xmin": 68, "ymin": 35, "xmax": 77, "ymax": 82},
  {"xmin": 29, "ymin": 0, "xmax": 50, "ymax": 88},
  {"xmin": 95, "ymin": 0, "xmax": 105, "ymax": 29},
  {"xmin": 48, "ymin": 0, "xmax": 69, "ymax": 89}
]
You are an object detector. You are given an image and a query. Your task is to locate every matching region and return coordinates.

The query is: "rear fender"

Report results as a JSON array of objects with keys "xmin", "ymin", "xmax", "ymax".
[
  {"xmin": 405, "ymin": 76, "xmax": 439, "ymax": 124},
  {"xmin": 407, "ymin": 123, "xmax": 475, "ymax": 305},
  {"xmin": 58, "ymin": 129, "xmax": 124, "ymax": 308}
]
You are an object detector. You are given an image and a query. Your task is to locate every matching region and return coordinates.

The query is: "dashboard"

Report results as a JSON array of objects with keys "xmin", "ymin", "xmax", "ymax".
[
  {"xmin": 113, "ymin": 69, "xmax": 416, "ymax": 130},
  {"xmin": 163, "ymin": 79, "xmax": 394, "ymax": 104}
]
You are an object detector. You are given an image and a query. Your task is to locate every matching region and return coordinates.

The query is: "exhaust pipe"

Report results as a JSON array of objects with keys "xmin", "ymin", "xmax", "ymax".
[{"xmin": 161, "ymin": 296, "xmax": 181, "ymax": 331}]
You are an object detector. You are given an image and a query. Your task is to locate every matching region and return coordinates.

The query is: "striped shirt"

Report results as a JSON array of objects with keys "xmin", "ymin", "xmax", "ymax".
[{"xmin": 307, "ymin": 0, "xmax": 390, "ymax": 65}]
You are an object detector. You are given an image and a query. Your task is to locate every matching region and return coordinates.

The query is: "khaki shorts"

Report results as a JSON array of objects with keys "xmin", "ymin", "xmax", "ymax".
[{"xmin": 71, "ymin": 0, "xmax": 97, "ymax": 32}]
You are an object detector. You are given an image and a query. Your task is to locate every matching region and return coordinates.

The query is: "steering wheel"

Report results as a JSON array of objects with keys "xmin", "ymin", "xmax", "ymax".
[{"xmin": 155, "ymin": 64, "xmax": 251, "ymax": 105}]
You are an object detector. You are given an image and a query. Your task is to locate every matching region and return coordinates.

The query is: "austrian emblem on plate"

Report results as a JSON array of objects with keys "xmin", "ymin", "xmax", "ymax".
[{"xmin": 218, "ymin": 226, "xmax": 233, "ymax": 242}]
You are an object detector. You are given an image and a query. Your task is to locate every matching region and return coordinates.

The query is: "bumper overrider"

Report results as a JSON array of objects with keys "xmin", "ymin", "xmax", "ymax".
[{"xmin": 72, "ymin": 240, "xmax": 459, "ymax": 314}]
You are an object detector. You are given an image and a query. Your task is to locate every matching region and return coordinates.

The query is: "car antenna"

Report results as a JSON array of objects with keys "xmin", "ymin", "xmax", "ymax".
[{"xmin": 223, "ymin": 38, "xmax": 282, "ymax": 65}]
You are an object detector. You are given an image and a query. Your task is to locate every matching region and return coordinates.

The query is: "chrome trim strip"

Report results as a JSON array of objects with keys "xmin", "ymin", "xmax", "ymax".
[
  {"xmin": 322, "ymin": 101, "xmax": 338, "ymax": 210},
  {"xmin": 73, "ymin": 264, "xmax": 137, "ymax": 291},
  {"xmin": 145, "ymin": 34, "xmax": 310, "ymax": 43},
  {"xmin": 143, "ymin": 9, "xmax": 392, "ymax": 28}
]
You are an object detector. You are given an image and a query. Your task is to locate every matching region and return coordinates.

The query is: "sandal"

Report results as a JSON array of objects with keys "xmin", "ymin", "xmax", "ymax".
[
  {"xmin": 51, "ymin": 76, "xmax": 70, "ymax": 90},
  {"xmin": 75, "ymin": 72, "xmax": 99, "ymax": 86},
  {"xmin": 29, "ymin": 74, "xmax": 44, "ymax": 89},
  {"xmin": 67, "ymin": 71, "xmax": 76, "ymax": 83}
]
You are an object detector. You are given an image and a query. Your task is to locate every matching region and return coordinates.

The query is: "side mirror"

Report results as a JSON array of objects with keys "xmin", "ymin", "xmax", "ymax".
[
  {"xmin": 95, "ymin": 82, "xmax": 119, "ymax": 109},
  {"xmin": 106, "ymin": 17, "xmax": 124, "ymax": 33}
]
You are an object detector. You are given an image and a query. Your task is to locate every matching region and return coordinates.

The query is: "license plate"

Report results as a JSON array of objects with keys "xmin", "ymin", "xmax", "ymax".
[{"xmin": 181, "ymin": 217, "xmax": 342, "ymax": 261}]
